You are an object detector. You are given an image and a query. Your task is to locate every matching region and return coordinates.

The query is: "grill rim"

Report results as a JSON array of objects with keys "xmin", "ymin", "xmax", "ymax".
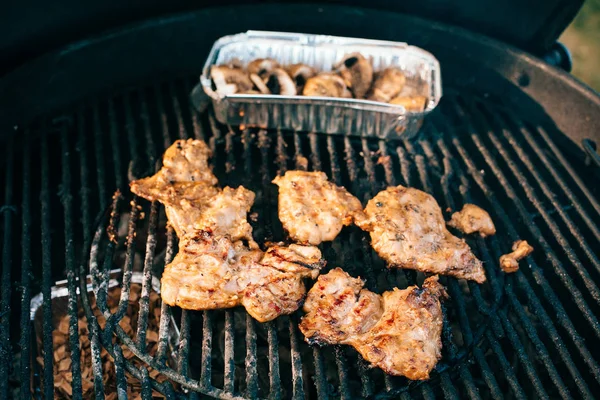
[{"xmin": 0, "ymin": 4, "xmax": 598, "ymax": 148}]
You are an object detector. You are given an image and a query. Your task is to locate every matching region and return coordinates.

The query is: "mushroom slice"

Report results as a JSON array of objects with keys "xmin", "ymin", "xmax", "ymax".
[
  {"xmin": 247, "ymin": 58, "xmax": 280, "ymax": 79},
  {"xmin": 250, "ymin": 73, "xmax": 270, "ymax": 94},
  {"xmin": 211, "ymin": 65, "xmax": 253, "ymax": 95},
  {"xmin": 264, "ymin": 68, "xmax": 297, "ymax": 96},
  {"xmin": 367, "ymin": 68, "xmax": 407, "ymax": 103},
  {"xmin": 335, "ymin": 53, "xmax": 373, "ymax": 99},
  {"xmin": 302, "ymin": 73, "xmax": 352, "ymax": 98},
  {"xmin": 287, "ymin": 64, "xmax": 317, "ymax": 92},
  {"xmin": 389, "ymin": 95, "xmax": 428, "ymax": 112}
]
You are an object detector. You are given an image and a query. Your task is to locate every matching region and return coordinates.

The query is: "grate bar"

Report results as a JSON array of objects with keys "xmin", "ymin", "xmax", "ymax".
[
  {"xmin": 456, "ymin": 101, "xmax": 600, "ymax": 309},
  {"xmin": 440, "ymin": 137, "xmax": 600, "ymax": 389},
  {"xmin": 535, "ymin": 126, "xmax": 600, "ymax": 216},
  {"xmin": 19, "ymin": 136, "xmax": 32, "ymax": 396},
  {"xmin": 176, "ymin": 309, "xmax": 191, "ymax": 376},
  {"xmin": 484, "ymin": 332, "xmax": 527, "ymax": 400},
  {"xmin": 78, "ymin": 110, "xmax": 107, "ymax": 398},
  {"xmin": 507, "ymin": 116, "xmax": 600, "ymax": 243},
  {"xmin": 114, "ymin": 345, "xmax": 129, "ymax": 400},
  {"xmin": 245, "ymin": 315, "xmax": 259, "ymax": 398},
  {"xmin": 141, "ymin": 367, "xmax": 153, "ymax": 399},
  {"xmin": 60, "ymin": 125, "xmax": 84, "ymax": 399},
  {"xmin": 0, "ymin": 137, "xmax": 14, "ymax": 400},
  {"xmin": 93, "ymin": 104, "xmax": 108, "ymax": 209},
  {"xmin": 40, "ymin": 132, "xmax": 55, "ymax": 399},
  {"xmin": 170, "ymin": 82, "xmax": 188, "ymax": 140},
  {"xmin": 136, "ymin": 200, "xmax": 159, "ymax": 353},
  {"xmin": 156, "ymin": 227, "xmax": 176, "ymax": 365},
  {"xmin": 223, "ymin": 311, "xmax": 235, "ymax": 393},
  {"xmin": 472, "ymin": 101, "xmax": 600, "ymax": 280},
  {"xmin": 268, "ymin": 322, "xmax": 282, "ymax": 400},
  {"xmin": 108, "ymin": 99, "xmax": 125, "ymax": 189},
  {"xmin": 200, "ymin": 311, "xmax": 213, "ymax": 389},
  {"xmin": 444, "ymin": 120, "xmax": 600, "ymax": 337},
  {"xmin": 288, "ymin": 316, "xmax": 305, "ymax": 400}
]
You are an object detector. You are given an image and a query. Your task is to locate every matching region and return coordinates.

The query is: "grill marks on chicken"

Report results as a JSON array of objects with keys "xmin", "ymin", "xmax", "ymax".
[
  {"xmin": 272, "ymin": 171, "xmax": 364, "ymax": 245},
  {"xmin": 161, "ymin": 231, "xmax": 324, "ymax": 322},
  {"xmin": 130, "ymin": 140, "xmax": 325, "ymax": 321},
  {"xmin": 299, "ymin": 268, "xmax": 447, "ymax": 380},
  {"xmin": 355, "ymin": 186, "xmax": 486, "ymax": 283}
]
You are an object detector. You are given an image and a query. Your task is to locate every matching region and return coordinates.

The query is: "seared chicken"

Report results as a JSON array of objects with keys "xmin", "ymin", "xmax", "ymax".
[
  {"xmin": 299, "ymin": 268, "xmax": 447, "ymax": 379},
  {"xmin": 367, "ymin": 68, "xmax": 407, "ymax": 103},
  {"xmin": 499, "ymin": 240, "xmax": 534, "ymax": 273},
  {"xmin": 447, "ymin": 204, "xmax": 496, "ymax": 238},
  {"xmin": 335, "ymin": 53, "xmax": 373, "ymax": 98},
  {"xmin": 272, "ymin": 171, "xmax": 364, "ymax": 245},
  {"xmin": 355, "ymin": 186, "xmax": 486, "ymax": 283},
  {"xmin": 161, "ymin": 231, "xmax": 324, "ymax": 322},
  {"xmin": 130, "ymin": 140, "xmax": 257, "ymax": 246}
]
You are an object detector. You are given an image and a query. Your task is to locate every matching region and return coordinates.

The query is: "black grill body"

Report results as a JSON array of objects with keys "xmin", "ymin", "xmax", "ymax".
[{"xmin": 0, "ymin": 5, "xmax": 599, "ymax": 400}]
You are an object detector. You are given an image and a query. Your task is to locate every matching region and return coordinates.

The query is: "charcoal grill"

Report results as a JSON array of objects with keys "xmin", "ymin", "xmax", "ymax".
[{"xmin": 0, "ymin": 4, "xmax": 599, "ymax": 400}]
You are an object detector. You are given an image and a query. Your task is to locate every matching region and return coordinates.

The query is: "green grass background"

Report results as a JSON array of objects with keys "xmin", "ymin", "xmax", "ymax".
[{"xmin": 560, "ymin": 0, "xmax": 600, "ymax": 91}]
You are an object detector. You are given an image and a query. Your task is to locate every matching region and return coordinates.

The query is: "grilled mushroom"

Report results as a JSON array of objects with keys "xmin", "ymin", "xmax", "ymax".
[
  {"xmin": 249, "ymin": 73, "xmax": 270, "ymax": 94},
  {"xmin": 302, "ymin": 73, "xmax": 352, "ymax": 98},
  {"xmin": 389, "ymin": 95, "xmax": 428, "ymax": 112},
  {"xmin": 335, "ymin": 53, "xmax": 373, "ymax": 98},
  {"xmin": 210, "ymin": 65, "xmax": 253, "ymax": 95},
  {"xmin": 287, "ymin": 64, "xmax": 317, "ymax": 92},
  {"xmin": 367, "ymin": 68, "xmax": 407, "ymax": 103},
  {"xmin": 264, "ymin": 68, "xmax": 297, "ymax": 96},
  {"xmin": 247, "ymin": 58, "xmax": 280, "ymax": 79}
]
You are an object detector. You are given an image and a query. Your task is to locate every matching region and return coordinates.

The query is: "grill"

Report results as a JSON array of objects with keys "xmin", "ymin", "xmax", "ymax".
[{"xmin": 1, "ymin": 4, "xmax": 600, "ymax": 400}]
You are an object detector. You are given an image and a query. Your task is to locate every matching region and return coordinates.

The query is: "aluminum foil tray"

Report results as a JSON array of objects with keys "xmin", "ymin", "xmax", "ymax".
[{"xmin": 193, "ymin": 30, "xmax": 442, "ymax": 139}]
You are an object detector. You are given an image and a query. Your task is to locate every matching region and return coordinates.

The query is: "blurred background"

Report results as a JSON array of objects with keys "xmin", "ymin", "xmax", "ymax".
[{"xmin": 561, "ymin": 0, "xmax": 600, "ymax": 91}]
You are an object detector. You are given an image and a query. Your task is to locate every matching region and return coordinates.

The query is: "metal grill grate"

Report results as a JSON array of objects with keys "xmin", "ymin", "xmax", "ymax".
[{"xmin": 1, "ymin": 77, "xmax": 599, "ymax": 399}]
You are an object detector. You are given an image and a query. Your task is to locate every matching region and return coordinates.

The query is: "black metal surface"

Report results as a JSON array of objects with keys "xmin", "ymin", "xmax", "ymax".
[
  {"xmin": 0, "ymin": 0, "xmax": 583, "ymax": 77},
  {"xmin": 0, "ymin": 5, "xmax": 598, "ymax": 152}
]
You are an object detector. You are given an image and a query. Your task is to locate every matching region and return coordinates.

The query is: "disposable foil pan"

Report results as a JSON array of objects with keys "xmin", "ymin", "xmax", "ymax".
[{"xmin": 193, "ymin": 30, "xmax": 442, "ymax": 139}]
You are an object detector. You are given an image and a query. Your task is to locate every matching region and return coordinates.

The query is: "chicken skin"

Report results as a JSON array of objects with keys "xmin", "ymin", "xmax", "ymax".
[
  {"xmin": 299, "ymin": 268, "xmax": 447, "ymax": 379},
  {"xmin": 447, "ymin": 204, "xmax": 496, "ymax": 238},
  {"xmin": 355, "ymin": 186, "xmax": 486, "ymax": 283},
  {"xmin": 272, "ymin": 171, "xmax": 364, "ymax": 245},
  {"xmin": 161, "ymin": 231, "xmax": 325, "ymax": 322}
]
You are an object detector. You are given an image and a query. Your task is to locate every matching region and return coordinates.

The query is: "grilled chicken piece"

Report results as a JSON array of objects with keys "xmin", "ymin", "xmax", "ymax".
[
  {"xmin": 299, "ymin": 268, "xmax": 447, "ymax": 379},
  {"xmin": 447, "ymin": 204, "xmax": 496, "ymax": 238},
  {"xmin": 499, "ymin": 240, "xmax": 534, "ymax": 273},
  {"xmin": 130, "ymin": 139, "xmax": 257, "ymax": 246},
  {"xmin": 367, "ymin": 68, "xmax": 407, "ymax": 103},
  {"xmin": 302, "ymin": 73, "xmax": 352, "ymax": 98},
  {"xmin": 355, "ymin": 186, "xmax": 486, "ymax": 283},
  {"xmin": 389, "ymin": 95, "xmax": 428, "ymax": 112},
  {"xmin": 272, "ymin": 171, "xmax": 364, "ymax": 245},
  {"xmin": 130, "ymin": 139, "xmax": 218, "ymax": 190},
  {"xmin": 335, "ymin": 53, "xmax": 373, "ymax": 98},
  {"xmin": 211, "ymin": 65, "xmax": 254, "ymax": 95},
  {"xmin": 161, "ymin": 231, "xmax": 325, "ymax": 322}
]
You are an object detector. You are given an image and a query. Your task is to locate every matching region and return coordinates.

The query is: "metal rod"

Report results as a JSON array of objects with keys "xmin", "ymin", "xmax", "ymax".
[
  {"xmin": 60, "ymin": 125, "xmax": 84, "ymax": 399},
  {"xmin": 19, "ymin": 135, "xmax": 32, "ymax": 397},
  {"xmin": 267, "ymin": 321, "xmax": 282, "ymax": 400},
  {"xmin": 40, "ymin": 132, "xmax": 55, "ymax": 399},
  {"xmin": 223, "ymin": 311, "xmax": 235, "ymax": 394}
]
